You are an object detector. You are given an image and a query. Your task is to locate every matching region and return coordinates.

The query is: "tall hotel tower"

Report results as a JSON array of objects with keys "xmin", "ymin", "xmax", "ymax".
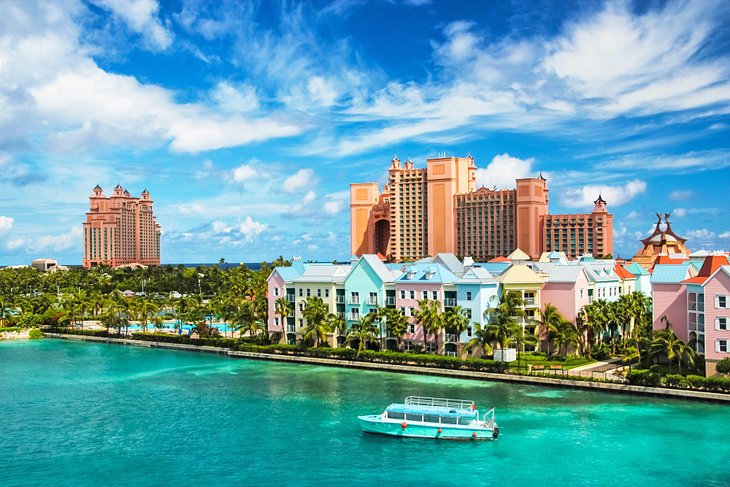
[
  {"xmin": 351, "ymin": 155, "xmax": 612, "ymax": 261},
  {"xmin": 82, "ymin": 184, "xmax": 161, "ymax": 268}
]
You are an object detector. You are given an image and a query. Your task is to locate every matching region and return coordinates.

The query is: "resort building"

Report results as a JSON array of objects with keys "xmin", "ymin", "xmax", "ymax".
[
  {"xmin": 543, "ymin": 195, "xmax": 613, "ymax": 258},
  {"xmin": 631, "ymin": 213, "xmax": 691, "ymax": 269},
  {"xmin": 351, "ymin": 154, "xmax": 612, "ymax": 261},
  {"xmin": 82, "ymin": 185, "xmax": 161, "ymax": 268}
]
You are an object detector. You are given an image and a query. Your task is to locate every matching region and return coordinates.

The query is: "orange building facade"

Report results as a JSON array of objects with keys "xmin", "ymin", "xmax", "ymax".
[
  {"xmin": 351, "ymin": 155, "xmax": 613, "ymax": 261},
  {"xmin": 82, "ymin": 184, "xmax": 161, "ymax": 268},
  {"xmin": 543, "ymin": 195, "xmax": 614, "ymax": 259}
]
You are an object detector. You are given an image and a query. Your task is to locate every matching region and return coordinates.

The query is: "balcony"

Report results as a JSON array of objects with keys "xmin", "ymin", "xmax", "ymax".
[
  {"xmin": 444, "ymin": 298, "xmax": 457, "ymax": 307},
  {"xmin": 336, "ymin": 312, "xmax": 346, "ymax": 319},
  {"xmin": 367, "ymin": 296, "xmax": 379, "ymax": 305},
  {"xmin": 286, "ymin": 294, "xmax": 295, "ymax": 303},
  {"xmin": 348, "ymin": 296, "xmax": 360, "ymax": 305},
  {"xmin": 445, "ymin": 334, "xmax": 458, "ymax": 343},
  {"xmin": 286, "ymin": 325, "xmax": 296, "ymax": 333},
  {"xmin": 348, "ymin": 313, "xmax": 361, "ymax": 321},
  {"xmin": 335, "ymin": 295, "xmax": 345, "ymax": 304},
  {"xmin": 385, "ymin": 296, "xmax": 396, "ymax": 306},
  {"xmin": 524, "ymin": 297, "xmax": 536, "ymax": 306}
]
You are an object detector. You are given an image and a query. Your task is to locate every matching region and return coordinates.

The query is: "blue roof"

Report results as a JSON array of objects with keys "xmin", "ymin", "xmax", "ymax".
[
  {"xmin": 625, "ymin": 262, "xmax": 649, "ymax": 276},
  {"xmin": 395, "ymin": 263, "xmax": 458, "ymax": 284},
  {"xmin": 273, "ymin": 265, "xmax": 304, "ymax": 282},
  {"xmin": 473, "ymin": 262, "xmax": 510, "ymax": 276},
  {"xmin": 651, "ymin": 263, "xmax": 692, "ymax": 284}
]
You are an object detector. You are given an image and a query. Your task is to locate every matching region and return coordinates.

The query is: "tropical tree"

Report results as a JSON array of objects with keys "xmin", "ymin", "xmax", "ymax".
[
  {"xmin": 551, "ymin": 320, "xmax": 581, "ymax": 360},
  {"xmin": 346, "ymin": 313, "xmax": 379, "ymax": 356},
  {"xmin": 382, "ymin": 307, "xmax": 408, "ymax": 351},
  {"xmin": 327, "ymin": 312, "xmax": 347, "ymax": 346},
  {"xmin": 466, "ymin": 322, "xmax": 499, "ymax": 358},
  {"xmin": 535, "ymin": 304, "xmax": 564, "ymax": 357},
  {"xmin": 413, "ymin": 298, "xmax": 443, "ymax": 353},
  {"xmin": 444, "ymin": 305, "xmax": 470, "ymax": 355},
  {"xmin": 274, "ymin": 296, "xmax": 293, "ymax": 343},
  {"xmin": 139, "ymin": 298, "xmax": 159, "ymax": 333},
  {"xmin": 648, "ymin": 317, "xmax": 696, "ymax": 374},
  {"xmin": 301, "ymin": 296, "xmax": 330, "ymax": 347}
]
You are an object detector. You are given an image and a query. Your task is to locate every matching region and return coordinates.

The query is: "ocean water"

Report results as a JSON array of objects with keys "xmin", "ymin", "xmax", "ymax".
[{"xmin": 1, "ymin": 340, "xmax": 729, "ymax": 487}]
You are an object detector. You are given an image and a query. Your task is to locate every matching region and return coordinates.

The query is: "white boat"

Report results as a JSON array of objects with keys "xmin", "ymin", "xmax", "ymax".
[{"xmin": 358, "ymin": 396, "xmax": 499, "ymax": 441}]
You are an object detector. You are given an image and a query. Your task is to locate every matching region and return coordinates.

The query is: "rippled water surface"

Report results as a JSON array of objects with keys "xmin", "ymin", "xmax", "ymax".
[{"xmin": 1, "ymin": 340, "xmax": 729, "ymax": 486}]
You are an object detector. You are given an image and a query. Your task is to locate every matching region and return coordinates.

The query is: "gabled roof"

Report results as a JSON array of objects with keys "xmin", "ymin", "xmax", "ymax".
[
  {"xmin": 357, "ymin": 254, "xmax": 399, "ymax": 283},
  {"xmin": 496, "ymin": 264, "xmax": 545, "ymax": 284},
  {"xmin": 432, "ymin": 253, "xmax": 465, "ymax": 277},
  {"xmin": 581, "ymin": 264, "xmax": 619, "ymax": 283},
  {"xmin": 533, "ymin": 263, "xmax": 587, "ymax": 283},
  {"xmin": 683, "ymin": 254, "xmax": 730, "ymax": 285},
  {"xmin": 489, "ymin": 256, "xmax": 510, "ymax": 263},
  {"xmin": 395, "ymin": 263, "xmax": 458, "ymax": 284},
  {"xmin": 651, "ymin": 263, "xmax": 695, "ymax": 284},
  {"xmin": 706, "ymin": 265, "xmax": 730, "ymax": 284},
  {"xmin": 459, "ymin": 266, "xmax": 496, "ymax": 285},
  {"xmin": 507, "ymin": 248, "xmax": 530, "ymax": 261},
  {"xmin": 272, "ymin": 266, "xmax": 304, "ymax": 282},
  {"xmin": 625, "ymin": 262, "xmax": 649, "ymax": 276},
  {"xmin": 294, "ymin": 264, "xmax": 351, "ymax": 283},
  {"xmin": 474, "ymin": 262, "xmax": 511, "ymax": 276},
  {"xmin": 613, "ymin": 264, "xmax": 636, "ymax": 280}
]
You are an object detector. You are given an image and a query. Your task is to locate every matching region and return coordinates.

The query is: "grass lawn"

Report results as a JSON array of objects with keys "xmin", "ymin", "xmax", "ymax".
[{"xmin": 507, "ymin": 353, "xmax": 596, "ymax": 371}]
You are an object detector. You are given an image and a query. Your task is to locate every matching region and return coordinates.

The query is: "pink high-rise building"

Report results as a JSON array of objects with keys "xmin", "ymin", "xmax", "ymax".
[{"xmin": 82, "ymin": 184, "xmax": 161, "ymax": 268}]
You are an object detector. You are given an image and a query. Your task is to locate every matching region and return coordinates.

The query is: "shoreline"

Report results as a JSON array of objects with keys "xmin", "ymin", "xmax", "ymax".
[
  {"xmin": 0, "ymin": 329, "xmax": 31, "ymax": 341},
  {"xmin": 44, "ymin": 333, "xmax": 730, "ymax": 404}
]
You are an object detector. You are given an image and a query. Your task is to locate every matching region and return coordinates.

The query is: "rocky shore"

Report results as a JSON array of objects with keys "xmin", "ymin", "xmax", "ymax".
[{"xmin": 0, "ymin": 329, "xmax": 31, "ymax": 341}]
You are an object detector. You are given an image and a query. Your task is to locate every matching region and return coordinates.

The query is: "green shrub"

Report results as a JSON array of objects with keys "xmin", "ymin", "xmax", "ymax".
[
  {"xmin": 627, "ymin": 369, "xmax": 661, "ymax": 387},
  {"xmin": 0, "ymin": 326, "xmax": 21, "ymax": 333},
  {"xmin": 48, "ymin": 328, "xmax": 112, "ymax": 337},
  {"xmin": 716, "ymin": 358, "xmax": 730, "ymax": 374},
  {"xmin": 28, "ymin": 328, "xmax": 44, "ymax": 339},
  {"xmin": 663, "ymin": 374, "xmax": 685, "ymax": 388}
]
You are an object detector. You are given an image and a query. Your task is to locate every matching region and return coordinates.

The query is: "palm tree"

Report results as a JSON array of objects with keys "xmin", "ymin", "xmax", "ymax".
[
  {"xmin": 551, "ymin": 320, "xmax": 581, "ymax": 360},
  {"xmin": 326, "ymin": 312, "xmax": 347, "ymax": 347},
  {"xmin": 382, "ymin": 307, "xmax": 408, "ymax": 351},
  {"xmin": 649, "ymin": 317, "xmax": 682, "ymax": 374},
  {"xmin": 275, "ymin": 296, "xmax": 293, "ymax": 343},
  {"xmin": 301, "ymin": 296, "xmax": 330, "ymax": 347},
  {"xmin": 443, "ymin": 305, "xmax": 470, "ymax": 355},
  {"xmin": 466, "ymin": 322, "xmax": 501, "ymax": 358},
  {"xmin": 346, "ymin": 313, "xmax": 379, "ymax": 357},
  {"xmin": 139, "ymin": 298, "xmax": 159, "ymax": 333},
  {"xmin": 0, "ymin": 295, "xmax": 14, "ymax": 327},
  {"xmin": 413, "ymin": 298, "xmax": 443, "ymax": 353},
  {"xmin": 535, "ymin": 304, "xmax": 564, "ymax": 357},
  {"xmin": 513, "ymin": 325, "xmax": 539, "ymax": 373}
]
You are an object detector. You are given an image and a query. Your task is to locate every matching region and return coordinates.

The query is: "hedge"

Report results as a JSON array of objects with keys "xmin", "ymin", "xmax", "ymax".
[
  {"xmin": 716, "ymin": 358, "xmax": 730, "ymax": 375},
  {"xmin": 627, "ymin": 370, "xmax": 730, "ymax": 392}
]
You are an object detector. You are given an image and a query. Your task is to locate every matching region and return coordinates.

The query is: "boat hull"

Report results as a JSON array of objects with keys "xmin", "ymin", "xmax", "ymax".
[{"xmin": 358, "ymin": 415, "xmax": 496, "ymax": 441}]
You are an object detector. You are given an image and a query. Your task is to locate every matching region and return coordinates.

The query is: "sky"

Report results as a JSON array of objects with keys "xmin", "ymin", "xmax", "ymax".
[{"xmin": 1, "ymin": 0, "xmax": 729, "ymax": 265}]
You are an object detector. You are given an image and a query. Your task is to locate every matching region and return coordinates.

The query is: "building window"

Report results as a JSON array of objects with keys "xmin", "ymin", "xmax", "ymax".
[
  {"xmin": 317, "ymin": 289, "xmax": 322, "ymax": 297},
  {"xmin": 409, "ymin": 324, "xmax": 415, "ymax": 334},
  {"xmin": 400, "ymin": 290, "xmax": 406, "ymax": 299},
  {"xmin": 325, "ymin": 289, "xmax": 329, "ymax": 298},
  {"xmin": 274, "ymin": 317, "xmax": 279, "ymax": 326},
  {"xmin": 579, "ymin": 289, "xmax": 584, "ymax": 299},
  {"xmin": 422, "ymin": 290, "xmax": 428, "ymax": 300},
  {"xmin": 465, "ymin": 310, "xmax": 472, "ymax": 319},
  {"xmin": 298, "ymin": 319, "xmax": 303, "ymax": 327},
  {"xmin": 718, "ymin": 340, "xmax": 729, "ymax": 353},
  {"xmin": 717, "ymin": 317, "xmax": 728, "ymax": 331},
  {"xmin": 432, "ymin": 291, "xmax": 438, "ymax": 300},
  {"xmin": 409, "ymin": 290, "xmax": 415, "ymax": 300},
  {"xmin": 466, "ymin": 291, "xmax": 472, "ymax": 301},
  {"xmin": 717, "ymin": 296, "xmax": 728, "ymax": 309},
  {"xmin": 274, "ymin": 288, "xmax": 280, "ymax": 297},
  {"xmin": 426, "ymin": 342, "xmax": 436, "ymax": 353},
  {"xmin": 467, "ymin": 326, "xmax": 472, "ymax": 337},
  {"xmin": 307, "ymin": 289, "xmax": 311, "ymax": 297},
  {"xmin": 299, "ymin": 289, "xmax": 303, "ymax": 297}
]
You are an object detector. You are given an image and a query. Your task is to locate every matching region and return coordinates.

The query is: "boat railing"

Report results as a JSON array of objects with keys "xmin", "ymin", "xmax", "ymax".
[{"xmin": 405, "ymin": 396, "xmax": 474, "ymax": 411}]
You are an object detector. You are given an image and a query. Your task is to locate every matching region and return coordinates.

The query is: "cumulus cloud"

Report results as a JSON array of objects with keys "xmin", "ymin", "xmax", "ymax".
[
  {"xmin": 720, "ymin": 231, "xmax": 730, "ymax": 239},
  {"xmin": 92, "ymin": 0, "xmax": 173, "ymax": 50},
  {"xmin": 303, "ymin": 191, "xmax": 317, "ymax": 204},
  {"xmin": 232, "ymin": 164, "xmax": 258, "ymax": 183},
  {"xmin": 686, "ymin": 229, "xmax": 716, "ymax": 245},
  {"xmin": 0, "ymin": 216, "xmax": 14, "ymax": 234},
  {"xmin": 282, "ymin": 168, "xmax": 316, "ymax": 193},
  {"xmin": 672, "ymin": 208, "xmax": 688, "ymax": 218},
  {"xmin": 559, "ymin": 180, "xmax": 647, "ymax": 208},
  {"xmin": 476, "ymin": 153, "xmax": 536, "ymax": 189},
  {"xmin": 7, "ymin": 226, "xmax": 81, "ymax": 253}
]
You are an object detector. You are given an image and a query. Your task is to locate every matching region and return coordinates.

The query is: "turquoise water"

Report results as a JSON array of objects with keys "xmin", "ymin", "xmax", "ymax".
[{"xmin": 1, "ymin": 340, "xmax": 729, "ymax": 486}]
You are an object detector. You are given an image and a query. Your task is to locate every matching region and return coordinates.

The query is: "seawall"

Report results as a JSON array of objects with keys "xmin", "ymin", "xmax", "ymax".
[{"xmin": 45, "ymin": 333, "xmax": 730, "ymax": 404}]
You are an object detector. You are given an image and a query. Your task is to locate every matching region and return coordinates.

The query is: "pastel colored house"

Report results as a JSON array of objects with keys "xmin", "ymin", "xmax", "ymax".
[
  {"xmin": 651, "ymin": 262, "xmax": 696, "ymax": 340},
  {"xmin": 578, "ymin": 258, "xmax": 621, "ymax": 303},
  {"xmin": 495, "ymin": 249, "xmax": 545, "ymax": 334},
  {"xmin": 535, "ymin": 263, "xmax": 590, "ymax": 324},
  {"xmin": 625, "ymin": 262, "xmax": 651, "ymax": 297},
  {"xmin": 291, "ymin": 264, "xmax": 350, "ymax": 344},
  {"xmin": 614, "ymin": 264, "xmax": 637, "ymax": 296},
  {"xmin": 456, "ymin": 265, "xmax": 499, "ymax": 353},
  {"xmin": 394, "ymin": 263, "xmax": 458, "ymax": 353},
  {"xmin": 267, "ymin": 261, "xmax": 306, "ymax": 339}
]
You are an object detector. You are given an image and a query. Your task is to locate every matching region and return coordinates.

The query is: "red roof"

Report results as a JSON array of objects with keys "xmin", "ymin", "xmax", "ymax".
[
  {"xmin": 489, "ymin": 256, "xmax": 510, "ymax": 262},
  {"xmin": 683, "ymin": 254, "xmax": 730, "ymax": 284},
  {"xmin": 614, "ymin": 264, "xmax": 636, "ymax": 279}
]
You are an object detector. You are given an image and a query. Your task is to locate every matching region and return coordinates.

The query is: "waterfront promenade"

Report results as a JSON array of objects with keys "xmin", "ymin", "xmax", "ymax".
[{"xmin": 46, "ymin": 333, "xmax": 730, "ymax": 404}]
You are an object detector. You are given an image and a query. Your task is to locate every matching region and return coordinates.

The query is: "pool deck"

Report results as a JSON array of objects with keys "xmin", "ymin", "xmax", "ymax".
[{"xmin": 45, "ymin": 333, "xmax": 730, "ymax": 404}]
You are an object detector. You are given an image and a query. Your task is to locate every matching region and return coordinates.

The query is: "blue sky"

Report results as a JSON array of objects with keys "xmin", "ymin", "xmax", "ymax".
[{"xmin": 1, "ymin": 0, "xmax": 729, "ymax": 265}]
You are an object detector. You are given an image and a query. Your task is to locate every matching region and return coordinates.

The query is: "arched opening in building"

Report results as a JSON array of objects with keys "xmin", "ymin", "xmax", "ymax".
[
  {"xmin": 287, "ymin": 333, "xmax": 297, "ymax": 345},
  {"xmin": 385, "ymin": 338, "xmax": 399, "ymax": 351},
  {"xmin": 444, "ymin": 343, "xmax": 457, "ymax": 357},
  {"xmin": 374, "ymin": 219, "xmax": 390, "ymax": 257}
]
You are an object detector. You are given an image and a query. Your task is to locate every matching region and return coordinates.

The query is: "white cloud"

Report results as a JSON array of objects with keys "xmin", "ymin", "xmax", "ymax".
[
  {"xmin": 323, "ymin": 200, "xmax": 345, "ymax": 216},
  {"xmin": 210, "ymin": 81, "xmax": 260, "ymax": 114},
  {"xmin": 719, "ymin": 231, "xmax": 730, "ymax": 239},
  {"xmin": 672, "ymin": 208, "xmax": 687, "ymax": 218},
  {"xmin": 232, "ymin": 164, "xmax": 257, "ymax": 183},
  {"xmin": 0, "ymin": 216, "xmax": 14, "ymax": 234},
  {"xmin": 624, "ymin": 210, "xmax": 643, "ymax": 221},
  {"xmin": 559, "ymin": 179, "xmax": 647, "ymax": 208},
  {"xmin": 7, "ymin": 226, "xmax": 82, "ymax": 253},
  {"xmin": 237, "ymin": 216, "xmax": 267, "ymax": 241},
  {"xmin": 476, "ymin": 153, "xmax": 535, "ymax": 189},
  {"xmin": 303, "ymin": 191, "xmax": 317, "ymax": 204},
  {"xmin": 670, "ymin": 190, "xmax": 694, "ymax": 201},
  {"xmin": 282, "ymin": 168, "xmax": 316, "ymax": 193},
  {"xmin": 686, "ymin": 229, "xmax": 716, "ymax": 243},
  {"xmin": 403, "ymin": 0, "xmax": 432, "ymax": 6},
  {"xmin": 92, "ymin": 0, "xmax": 173, "ymax": 50}
]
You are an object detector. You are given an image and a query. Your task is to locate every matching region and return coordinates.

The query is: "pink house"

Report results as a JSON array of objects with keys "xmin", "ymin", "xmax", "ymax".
[
  {"xmin": 536, "ymin": 264, "xmax": 590, "ymax": 324},
  {"xmin": 651, "ymin": 263, "xmax": 696, "ymax": 339}
]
